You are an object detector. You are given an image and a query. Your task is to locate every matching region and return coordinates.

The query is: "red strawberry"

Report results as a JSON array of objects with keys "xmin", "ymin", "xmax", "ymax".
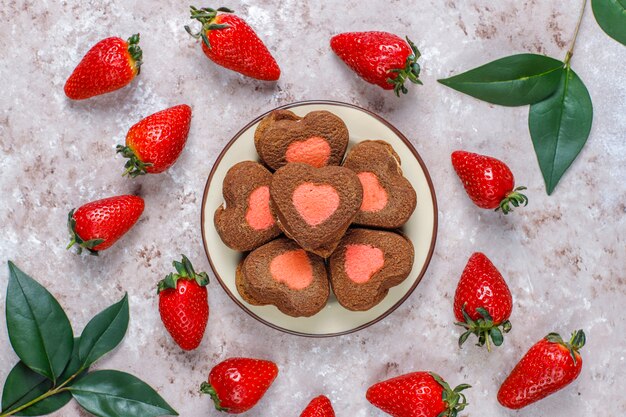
[
  {"xmin": 200, "ymin": 357, "xmax": 278, "ymax": 414},
  {"xmin": 157, "ymin": 255, "xmax": 209, "ymax": 351},
  {"xmin": 498, "ymin": 330, "xmax": 585, "ymax": 409},
  {"xmin": 116, "ymin": 104, "xmax": 192, "ymax": 176},
  {"xmin": 330, "ymin": 32, "xmax": 423, "ymax": 96},
  {"xmin": 64, "ymin": 34, "xmax": 142, "ymax": 100},
  {"xmin": 454, "ymin": 252, "xmax": 513, "ymax": 351},
  {"xmin": 300, "ymin": 395, "xmax": 335, "ymax": 417},
  {"xmin": 366, "ymin": 371, "xmax": 470, "ymax": 417},
  {"xmin": 451, "ymin": 150, "xmax": 528, "ymax": 214},
  {"xmin": 67, "ymin": 195, "xmax": 144, "ymax": 254},
  {"xmin": 185, "ymin": 6, "xmax": 280, "ymax": 81}
]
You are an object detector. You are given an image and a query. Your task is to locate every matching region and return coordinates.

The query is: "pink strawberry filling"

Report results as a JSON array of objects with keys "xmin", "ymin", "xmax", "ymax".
[
  {"xmin": 344, "ymin": 244, "xmax": 385, "ymax": 284},
  {"xmin": 245, "ymin": 186, "xmax": 274, "ymax": 230},
  {"xmin": 292, "ymin": 183, "xmax": 340, "ymax": 226},
  {"xmin": 285, "ymin": 136, "xmax": 331, "ymax": 168},
  {"xmin": 358, "ymin": 172, "xmax": 388, "ymax": 212},
  {"xmin": 269, "ymin": 249, "xmax": 313, "ymax": 290}
]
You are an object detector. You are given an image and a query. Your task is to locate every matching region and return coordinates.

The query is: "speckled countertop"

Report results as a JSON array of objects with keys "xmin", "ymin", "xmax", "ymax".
[{"xmin": 0, "ymin": 1, "xmax": 624, "ymax": 416}]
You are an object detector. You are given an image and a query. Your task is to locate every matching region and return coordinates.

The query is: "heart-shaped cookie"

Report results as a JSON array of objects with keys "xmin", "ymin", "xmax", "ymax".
[
  {"xmin": 254, "ymin": 110, "xmax": 349, "ymax": 170},
  {"xmin": 214, "ymin": 161, "xmax": 282, "ymax": 251},
  {"xmin": 342, "ymin": 140, "xmax": 416, "ymax": 228},
  {"xmin": 329, "ymin": 228, "xmax": 414, "ymax": 311},
  {"xmin": 270, "ymin": 163, "xmax": 363, "ymax": 258},
  {"xmin": 236, "ymin": 238, "xmax": 330, "ymax": 317}
]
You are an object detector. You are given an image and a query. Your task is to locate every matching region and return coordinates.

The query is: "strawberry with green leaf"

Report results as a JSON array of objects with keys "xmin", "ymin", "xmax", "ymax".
[
  {"xmin": 158, "ymin": 255, "xmax": 209, "ymax": 351},
  {"xmin": 185, "ymin": 6, "xmax": 280, "ymax": 81},
  {"xmin": 498, "ymin": 330, "xmax": 586, "ymax": 409}
]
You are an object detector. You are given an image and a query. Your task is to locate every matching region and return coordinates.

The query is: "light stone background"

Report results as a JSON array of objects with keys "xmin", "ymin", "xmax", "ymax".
[{"xmin": 0, "ymin": 1, "xmax": 624, "ymax": 416}]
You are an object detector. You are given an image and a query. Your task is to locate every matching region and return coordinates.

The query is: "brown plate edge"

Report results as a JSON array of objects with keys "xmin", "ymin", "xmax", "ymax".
[{"xmin": 200, "ymin": 99, "xmax": 439, "ymax": 338}]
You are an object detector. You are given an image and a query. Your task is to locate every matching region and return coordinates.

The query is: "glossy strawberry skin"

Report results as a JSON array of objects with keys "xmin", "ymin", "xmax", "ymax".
[
  {"xmin": 64, "ymin": 35, "xmax": 141, "ymax": 100},
  {"xmin": 122, "ymin": 104, "xmax": 192, "ymax": 174},
  {"xmin": 70, "ymin": 195, "xmax": 144, "ymax": 252},
  {"xmin": 158, "ymin": 279, "xmax": 208, "ymax": 351},
  {"xmin": 367, "ymin": 372, "xmax": 447, "ymax": 417},
  {"xmin": 498, "ymin": 335, "xmax": 583, "ymax": 409},
  {"xmin": 202, "ymin": 358, "xmax": 278, "ymax": 413},
  {"xmin": 300, "ymin": 395, "xmax": 335, "ymax": 417},
  {"xmin": 454, "ymin": 253, "xmax": 512, "ymax": 324},
  {"xmin": 451, "ymin": 150, "xmax": 525, "ymax": 211},
  {"xmin": 330, "ymin": 32, "xmax": 413, "ymax": 90},
  {"xmin": 200, "ymin": 13, "xmax": 280, "ymax": 81}
]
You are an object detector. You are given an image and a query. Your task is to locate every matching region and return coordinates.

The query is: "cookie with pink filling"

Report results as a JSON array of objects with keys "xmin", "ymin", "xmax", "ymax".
[
  {"xmin": 342, "ymin": 140, "xmax": 416, "ymax": 229},
  {"xmin": 214, "ymin": 161, "xmax": 281, "ymax": 251},
  {"xmin": 329, "ymin": 228, "xmax": 414, "ymax": 311},
  {"xmin": 270, "ymin": 163, "xmax": 363, "ymax": 258},
  {"xmin": 254, "ymin": 110, "xmax": 349, "ymax": 170},
  {"xmin": 236, "ymin": 238, "xmax": 330, "ymax": 317}
]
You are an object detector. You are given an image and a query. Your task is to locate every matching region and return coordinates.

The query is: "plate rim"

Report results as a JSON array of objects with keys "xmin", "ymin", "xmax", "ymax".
[{"xmin": 200, "ymin": 99, "xmax": 439, "ymax": 338}]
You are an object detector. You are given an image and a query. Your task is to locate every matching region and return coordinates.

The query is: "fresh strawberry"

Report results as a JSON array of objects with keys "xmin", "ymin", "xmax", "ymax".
[
  {"xmin": 330, "ymin": 32, "xmax": 423, "ymax": 96},
  {"xmin": 116, "ymin": 105, "xmax": 192, "ymax": 177},
  {"xmin": 185, "ymin": 6, "xmax": 280, "ymax": 81},
  {"xmin": 300, "ymin": 395, "xmax": 335, "ymax": 417},
  {"xmin": 498, "ymin": 330, "xmax": 585, "ymax": 409},
  {"xmin": 366, "ymin": 371, "xmax": 470, "ymax": 417},
  {"xmin": 67, "ymin": 195, "xmax": 144, "ymax": 254},
  {"xmin": 451, "ymin": 150, "xmax": 528, "ymax": 214},
  {"xmin": 200, "ymin": 357, "xmax": 278, "ymax": 414},
  {"xmin": 157, "ymin": 255, "xmax": 209, "ymax": 351},
  {"xmin": 64, "ymin": 34, "xmax": 142, "ymax": 100},
  {"xmin": 454, "ymin": 252, "xmax": 513, "ymax": 351}
]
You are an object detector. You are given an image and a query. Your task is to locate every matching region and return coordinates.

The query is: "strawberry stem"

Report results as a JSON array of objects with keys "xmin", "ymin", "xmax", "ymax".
[
  {"xmin": 116, "ymin": 145, "xmax": 153, "ymax": 177},
  {"xmin": 546, "ymin": 329, "xmax": 586, "ymax": 364},
  {"xmin": 387, "ymin": 37, "xmax": 423, "ymax": 97},
  {"xmin": 126, "ymin": 33, "xmax": 142, "ymax": 74},
  {"xmin": 66, "ymin": 209, "xmax": 103, "ymax": 256},
  {"xmin": 200, "ymin": 382, "xmax": 228, "ymax": 412},
  {"xmin": 496, "ymin": 186, "xmax": 528, "ymax": 214},
  {"xmin": 157, "ymin": 255, "xmax": 210, "ymax": 293},
  {"xmin": 430, "ymin": 373, "xmax": 471, "ymax": 417},
  {"xmin": 185, "ymin": 6, "xmax": 233, "ymax": 49},
  {"xmin": 456, "ymin": 304, "xmax": 512, "ymax": 351}
]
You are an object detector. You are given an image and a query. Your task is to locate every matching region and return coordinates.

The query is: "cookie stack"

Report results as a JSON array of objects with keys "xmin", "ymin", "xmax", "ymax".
[{"xmin": 214, "ymin": 110, "xmax": 417, "ymax": 317}]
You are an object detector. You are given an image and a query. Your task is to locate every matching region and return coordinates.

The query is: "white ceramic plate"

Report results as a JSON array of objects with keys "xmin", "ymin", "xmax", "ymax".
[{"xmin": 201, "ymin": 100, "xmax": 437, "ymax": 337}]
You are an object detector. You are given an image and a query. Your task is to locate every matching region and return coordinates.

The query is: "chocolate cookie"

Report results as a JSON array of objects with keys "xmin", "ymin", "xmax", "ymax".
[
  {"xmin": 214, "ymin": 161, "xmax": 281, "ymax": 251},
  {"xmin": 342, "ymin": 140, "xmax": 416, "ymax": 228},
  {"xmin": 329, "ymin": 228, "xmax": 414, "ymax": 311},
  {"xmin": 254, "ymin": 110, "xmax": 349, "ymax": 170},
  {"xmin": 270, "ymin": 163, "xmax": 363, "ymax": 258},
  {"xmin": 236, "ymin": 238, "xmax": 330, "ymax": 317}
]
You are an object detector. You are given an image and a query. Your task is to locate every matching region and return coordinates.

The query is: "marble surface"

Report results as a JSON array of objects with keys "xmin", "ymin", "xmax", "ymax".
[{"xmin": 0, "ymin": 0, "xmax": 625, "ymax": 416}]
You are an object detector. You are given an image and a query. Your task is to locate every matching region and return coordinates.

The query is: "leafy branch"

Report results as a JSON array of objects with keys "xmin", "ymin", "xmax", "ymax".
[{"xmin": 1, "ymin": 261, "xmax": 178, "ymax": 417}]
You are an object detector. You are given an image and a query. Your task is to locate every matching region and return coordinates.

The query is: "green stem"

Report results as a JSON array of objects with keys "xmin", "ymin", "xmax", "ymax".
[
  {"xmin": 565, "ymin": 0, "xmax": 588, "ymax": 66},
  {"xmin": 0, "ymin": 369, "xmax": 83, "ymax": 417}
]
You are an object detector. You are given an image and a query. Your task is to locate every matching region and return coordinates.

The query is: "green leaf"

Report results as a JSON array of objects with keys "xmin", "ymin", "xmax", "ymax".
[
  {"xmin": 1, "ymin": 338, "xmax": 85, "ymax": 416},
  {"xmin": 592, "ymin": 0, "xmax": 626, "ymax": 46},
  {"xmin": 438, "ymin": 54, "xmax": 565, "ymax": 106},
  {"xmin": 79, "ymin": 294, "xmax": 129, "ymax": 369},
  {"xmin": 6, "ymin": 262, "xmax": 74, "ymax": 383},
  {"xmin": 69, "ymin": 370, "xmax": 178, "ymax": 417},
  {"xmin": 529, "ymin": 66, "xmax": 593, "ymax": 194}
]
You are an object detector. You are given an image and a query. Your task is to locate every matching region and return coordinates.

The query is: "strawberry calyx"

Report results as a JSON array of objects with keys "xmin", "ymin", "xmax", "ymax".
[
  {"xmin": 185, "ymin": 6, "xmax": 234, "ymax": 49},
  {"xmin": 126, "ymin": 33, "xmax": 143, "ymax": 74},
  {"xmin": 429, "ymin": 372, "xmax": 471, "ymax": 417},
  {"xmin": 66, "ymin": 209, "xmax": 104, "ymax": 256},
  {"xmin": 496, "ymin": 186, "xmax": 528, "ymax": 214},
  {"xmin": 387, "ymin": 37, "xmax": 423, "ymax": 97},
  {"xmin": 116, "ymin": 145, "xmax": 153, "ymax": 177},
  {"xmin": 545, "ymin": 329, "xmax": 586, "ymax": 364},
  {"xmin": 200, "ymin": 382, "xmax": 229, "ymax": 412},
  {"xmin": 157, "ymin": 255, "xmax": 209, "ymax": 294},
  {"xmin": 455, "ymin": 304, "xmax": 512, "ymax": 352}
]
